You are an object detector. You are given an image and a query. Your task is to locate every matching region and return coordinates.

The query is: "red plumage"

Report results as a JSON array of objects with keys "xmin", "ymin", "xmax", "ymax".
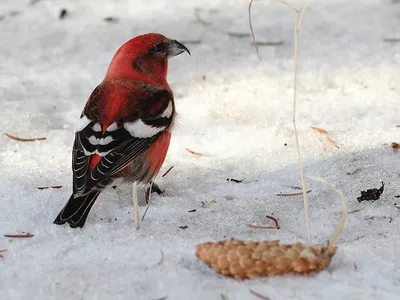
[{"xmin": 54, "ymin": 33, "xmax": 190, "ymax": 228}]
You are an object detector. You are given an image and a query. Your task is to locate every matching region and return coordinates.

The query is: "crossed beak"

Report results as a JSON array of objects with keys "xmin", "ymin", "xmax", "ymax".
[{"xmin": 167, "ymin": 39, "xmax": 191, "ymax": 58}]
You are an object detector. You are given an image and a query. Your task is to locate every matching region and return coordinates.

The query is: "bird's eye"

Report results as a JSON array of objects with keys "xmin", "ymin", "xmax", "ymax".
[{"xmin": 153, "ymin": 42, "xmax": 167, "ymax": 53}]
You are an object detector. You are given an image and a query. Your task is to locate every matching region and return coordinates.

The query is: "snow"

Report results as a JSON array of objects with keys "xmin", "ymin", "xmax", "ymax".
[{"xmin": 0, "ymin": 0, "xmax": 399, "ymax": 299}]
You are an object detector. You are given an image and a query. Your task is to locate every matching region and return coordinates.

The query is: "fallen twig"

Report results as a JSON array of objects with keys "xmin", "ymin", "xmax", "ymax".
[
  {"xmin": 249, "ymin": 289, "xmax": 270, "ymax": 300},
  {"xmin": 162, "ymin": 166, "xmax": 174, "ymax": 178},
  {"xmin": 4, "ymin": 233, "xmax": 34, "ymax": 238},
  {"xmin": 348, "ymin": 209, "xmax": 362, "ymax": 214},
  {"xmin": 37, "ymin": 185, "xmax": 63, "ymax": 190},
  {"xmin": 4, "ymin": 133, "xmax": 46, "ymax": 142},
  {"xmin": 185, "ymin": 148, "xmax": 204, "ymax": 156},
  {"xmin": 277, "ymin": 190, "xmax": 311, "ymax": 197}
]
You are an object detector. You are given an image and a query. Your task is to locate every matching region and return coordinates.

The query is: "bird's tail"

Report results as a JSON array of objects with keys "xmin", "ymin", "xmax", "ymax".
[{"xmin": 53, "ymin": 191, "xmax": 101, "ymax": 228}]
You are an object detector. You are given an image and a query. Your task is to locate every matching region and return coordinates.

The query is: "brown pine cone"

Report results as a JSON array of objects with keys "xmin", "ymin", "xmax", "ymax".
[{"xmin": 196, "ymin": 238, "xmax": 336, "ymax": 279}]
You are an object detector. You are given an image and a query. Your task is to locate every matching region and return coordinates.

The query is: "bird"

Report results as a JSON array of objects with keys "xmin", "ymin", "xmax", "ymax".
[{"xmin": 53, "ymin": 33, "xmax": 190, "ymax": 229}]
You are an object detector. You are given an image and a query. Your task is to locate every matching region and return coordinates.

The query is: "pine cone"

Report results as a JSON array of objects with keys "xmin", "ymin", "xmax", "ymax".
[{"xmin": 196, "ymin": 238, "xmax": 336, "ymax": 279}]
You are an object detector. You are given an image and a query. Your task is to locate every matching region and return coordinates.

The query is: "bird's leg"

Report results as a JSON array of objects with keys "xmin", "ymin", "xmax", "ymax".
[{"xmin": 132, "ymin": 182, "xmax": 140, "ymax": 230}]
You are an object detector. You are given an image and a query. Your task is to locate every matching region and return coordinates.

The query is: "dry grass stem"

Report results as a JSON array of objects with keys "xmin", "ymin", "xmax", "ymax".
[
  {"xmin": 306, "ymin": 176, "xmax": 347, "ymax": 244},
  {"xmin": 248, "ymin": 0, "xmax": 262, "ymax": 60},
  {"xmin": 276, "ymin": 0, "xmax": 311, "ymax": 240}
]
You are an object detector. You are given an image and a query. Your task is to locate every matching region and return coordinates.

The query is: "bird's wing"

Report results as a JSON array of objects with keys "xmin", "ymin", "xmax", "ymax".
[{"xmin": 72, "ymin": 85, "xmax": 174, "ymax": 195}]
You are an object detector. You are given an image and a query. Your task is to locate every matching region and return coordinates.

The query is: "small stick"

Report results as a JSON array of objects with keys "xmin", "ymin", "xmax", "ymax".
[
  {"xmin": 4, "ymin": 233, "xmax": 34, "ymax": 238},
  {"xmin": 249, "ymin": 289, "xmax": 270, "ymax": 300},
  {"xmin": 37, "ymin": 185, "xmax": 63, "ymax": 190},
  {"xmin": 277, "ymin": 190, "xmax": 311, "ymax": 197},
  {"xmin": 185, "ymin": 148, "xmax": 204, "ymax": 156},
  {"xmin": 348, "ymin": 209, "xmax": 361, "ymax": 214},
  {"xmin": 4, "ymin": 133, "xmax": 46, "ymax": 142},
  {"xmin": 162, "ymin": 166, "xmax": 174, "ymax": 178}
]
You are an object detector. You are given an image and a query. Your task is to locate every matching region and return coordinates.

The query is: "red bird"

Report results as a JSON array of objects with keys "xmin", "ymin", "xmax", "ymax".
[{"xmin": 54, "ymin": 33, "xmax": 190, "ymax": 228}]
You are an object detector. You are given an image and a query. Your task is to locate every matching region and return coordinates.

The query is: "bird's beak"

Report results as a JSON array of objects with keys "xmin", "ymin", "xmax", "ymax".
[{"xmin": 167, "ymin": 39, "xmax": 191, "ymax": 58}]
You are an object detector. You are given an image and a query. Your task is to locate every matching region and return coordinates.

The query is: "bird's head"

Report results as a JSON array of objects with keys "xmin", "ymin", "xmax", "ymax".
[{"xmin": 105, "ymin": 33, "xmax": 190, "ymax": 85}]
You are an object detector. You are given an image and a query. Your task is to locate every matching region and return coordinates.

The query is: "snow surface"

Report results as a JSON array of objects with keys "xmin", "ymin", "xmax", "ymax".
[{"xmin": 1, "ymin": 0, "xmax": 400, "ymax": 299}]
